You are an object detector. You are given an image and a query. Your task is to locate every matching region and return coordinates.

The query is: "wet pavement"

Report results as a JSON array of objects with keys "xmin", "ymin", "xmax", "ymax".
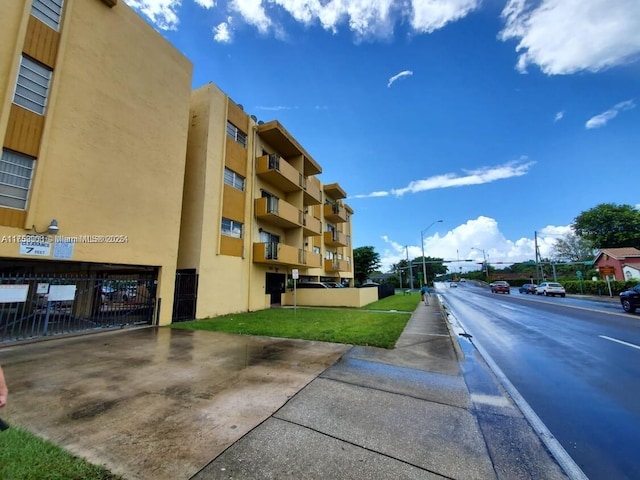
[
  {"xmin": 0, "ymin": 328, "xmax": 348, "ymax": 480},
  {"xmin": 0, "ymin": 300, "xmax": 572, "ymax": 480}
]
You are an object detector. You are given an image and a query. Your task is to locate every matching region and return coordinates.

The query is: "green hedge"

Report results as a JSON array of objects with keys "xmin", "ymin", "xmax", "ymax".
[{"xmin": 499, "ymin": 277, "xmax": 639, "ymax": 296}]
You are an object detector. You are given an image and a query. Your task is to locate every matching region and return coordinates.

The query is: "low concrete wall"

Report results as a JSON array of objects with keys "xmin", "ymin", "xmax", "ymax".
[{"xmin": 281, "ymin": 287, "xmax": 378, "ymax": 308}]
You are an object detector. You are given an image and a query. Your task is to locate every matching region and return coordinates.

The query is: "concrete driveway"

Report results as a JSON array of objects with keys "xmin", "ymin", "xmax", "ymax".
[{"xmin": 0, "ymin": 327, "xmax": 349, "ymax": 480}]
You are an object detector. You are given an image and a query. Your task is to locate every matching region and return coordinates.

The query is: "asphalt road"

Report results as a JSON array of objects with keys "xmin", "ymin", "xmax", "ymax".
[{"xmin": 438, "ymin": 282, "xmax": 640, "ymax": 480}]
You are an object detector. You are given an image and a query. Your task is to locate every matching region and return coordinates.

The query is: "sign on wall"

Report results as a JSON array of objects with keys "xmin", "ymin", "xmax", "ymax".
[{"xmin": 0, "ymin": 284, "xmax": 29, "ymax": 303}]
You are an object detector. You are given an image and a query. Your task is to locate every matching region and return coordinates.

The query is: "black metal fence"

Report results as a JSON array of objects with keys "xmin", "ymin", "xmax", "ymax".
[{"xmin": 0, "ymin": 273, "xmax": 156, "ymax": 343}]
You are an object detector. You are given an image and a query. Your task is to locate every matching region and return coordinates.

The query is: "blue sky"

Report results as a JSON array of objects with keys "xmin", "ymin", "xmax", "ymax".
[{"xmin": 125, "ymin": 0, "xmax": 640, "ymax": 273}]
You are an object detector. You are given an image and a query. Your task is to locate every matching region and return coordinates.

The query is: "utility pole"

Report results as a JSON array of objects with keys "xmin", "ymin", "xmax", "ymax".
[{"xmin": 406, "ymin": 246, "xmax": 414, "ymax": 290}]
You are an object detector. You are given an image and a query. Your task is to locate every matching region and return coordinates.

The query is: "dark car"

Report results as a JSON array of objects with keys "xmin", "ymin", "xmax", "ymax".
[
  {"xmin": 620, "ymin": 285, "xmax": 640, "ymax": 313},
  {"xmin": 358, "ymin": 282, "xmax": 380, "ymax": 288},
  {"xmin": 491, "ymin": 281, "xmax": 510, "ymax": 294},
  {"xmin": 296, "ymin": 282, "xmax": 330, "ymax": 289},
  {"xmin": 518, "ymin": 283, "xmax": 537, "ymax": 294}
]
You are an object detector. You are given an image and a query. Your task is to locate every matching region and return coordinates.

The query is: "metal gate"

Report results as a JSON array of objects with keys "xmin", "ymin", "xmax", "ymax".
[
  {"xmin": 0, "ymin": 272, "xmax": 156, "ymax": 343},
  {"xmin": 172, "ymin": 269, "xmax": 198, "ymax": 322}
]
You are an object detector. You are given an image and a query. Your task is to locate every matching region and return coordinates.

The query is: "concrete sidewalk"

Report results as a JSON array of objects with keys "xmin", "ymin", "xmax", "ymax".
[
  {"xmin": 0, "ymin": 298, "xmax": 572, "ymax": 479},
  {"xmin": 192, "ymin": 300, "xmax": 570, "ymax": 480}
]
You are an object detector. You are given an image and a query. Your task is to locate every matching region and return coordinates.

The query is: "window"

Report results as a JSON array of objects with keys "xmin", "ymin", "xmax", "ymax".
[
  {"xmin": 223, "ymin": 167, "xmax": 245, "ymax": 191},
  {"xmin": 13, "ymin": 55, "xmax": 52, "ymax": 115},
  {"xmin": 226, "ymin": 121, "xmax": 247, "ymax": 148},
  {"xmin": 0, "ymin": 150, "xmax": 35, "ymax": 209},
  {"xmin": 221, "ymin": 217, "xmax": 243, "ymax": 238},
  {"xmin": 31, "ymin": 0, "xmax": 64, "ymax": 31}
]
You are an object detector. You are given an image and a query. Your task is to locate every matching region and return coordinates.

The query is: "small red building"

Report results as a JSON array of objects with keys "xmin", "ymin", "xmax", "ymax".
[{"xmin": 593, "ymin": 247, "xmax": 640, "ymax": 281}]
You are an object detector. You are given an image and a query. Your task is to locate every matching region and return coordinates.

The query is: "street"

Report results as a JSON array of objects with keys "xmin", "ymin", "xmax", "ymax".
[{"xmin": 438, "ymin": 282, "xmax": 640, "ymax": 480}]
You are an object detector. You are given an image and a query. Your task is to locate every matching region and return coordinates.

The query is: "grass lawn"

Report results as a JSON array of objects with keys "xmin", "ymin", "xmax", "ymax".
[
  {"xmin": 171, "ymin": 292, "xmax": 422, "ymax": 349},
  {"xmin": 0, "ymin": 425, "xmax": 124, "ymax": 480}
]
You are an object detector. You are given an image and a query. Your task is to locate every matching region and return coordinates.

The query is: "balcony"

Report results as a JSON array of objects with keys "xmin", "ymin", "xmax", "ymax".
[
  {"xmin": 324, "ymin": 230, "xmax": 348, "ymax": 247},
  {"xmin": 257, "ymin": 120, "xmax": 322, "ymax": 176},
  {"xmin": 302, "ymin": 176, "xmax": 322, "ymax": 205},
  {"xmin": 303, "ymin": 214, "xmax": 322, "ymax": 237},
  {"xmin": 306, "ymin": 251, "xmax": 322, "ymax": 268},
  {"xmin": 324, "ymin": 182, "xmax": 347, "ymax": 200},
  {"xmin": 324, "ymin": 259, "xmax": 351, "ymax": 272},
  {"xmin": 324, "ymin": 203, "xmax": 347, "ymax": 223},
  {"xmin": 255, "ymin": 197, "xmax": 302, "ymax": 229},
  {"xmin": 256, "ymin": 154, "xmax": 302, "ymax": 192},
  {"xmin": 253, "ymin": 242, "xmax": 305, "ymax": 267}
]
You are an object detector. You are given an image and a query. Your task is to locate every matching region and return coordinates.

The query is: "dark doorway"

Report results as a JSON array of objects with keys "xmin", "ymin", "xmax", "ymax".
[
  {"xmin": 265, "ymin": 272, "xmax": 286, "ymax": 305},
  {"xmin": 173, "ymin": 269, "xmax": 198, "ymax": 322}
]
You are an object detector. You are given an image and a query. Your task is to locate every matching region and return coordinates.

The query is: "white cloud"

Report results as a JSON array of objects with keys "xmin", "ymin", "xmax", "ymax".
[
  {"xmin": 378, "ymin": 216, "xmax": 570, "ymax": 273},
  {"xmin": 123, "ymin": 0, "xmax": 182, "ymax": 30},
  {"xmin": 411, "ymin": 0, "xmax": 481, "ymax": 33},
  {"xmin": 500, "ymin": 0, "xmax": 640, "ymax": 75},
  {"xmin": 351, "ymin": 159, "xmax": 535, "ymax": 199},
  {"xmin": 387, "ymin": 70, "xmax": 413, "ymax": 88},
  {"xmin": 213, "ymin": 21, "xmax": 232, "ymax": 42},
  {"xmin": 230, "ymin": 0, "xmax": 271, "ymax": 32},
  {"xmin": 554, "ymin": 111, "xmax": 564, "ymax": 122},
  {"xmin": 195, "ymin": 0, "xmax": 215, "ymax": 7},
  {"xmin": 585, "ymin": 100, "xmax": 636, "ymax": 129}
]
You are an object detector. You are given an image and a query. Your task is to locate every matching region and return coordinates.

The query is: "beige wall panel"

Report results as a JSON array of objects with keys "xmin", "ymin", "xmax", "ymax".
[
  {"xmin": 194, "ymin": 255, "xmax": 246, "ymax": 318},
  {"xmin": 8, "ymin": 0, "xmax": 194, "ymax": 325},
  {"xmin": 222, "ymin": 185, "xmax": 244, "ymax": 221},
  {"xmin": 227, "ymin": 101, "xmax": 248, "ymax": 134},
  {"xmin": 0, "ymin": 207, "xmax": 26, "ymax": 228},
  {"xmin": 4, "ymin": 104, "xmax": 44, "ymax": 157},
  {"xmin": 23, "ymin": 16, "xmax": 60, "ymax": 68},
  {"xmin": 220, "ymin": 235, "xmax": 242, "ymax": 257},
  {"xmin": 281, "ymin": 288, "xmax": 376, "ymax": 308},
  {"xmin": 225, "ymin": 137, "xmax": 248, "ymax": 176}
]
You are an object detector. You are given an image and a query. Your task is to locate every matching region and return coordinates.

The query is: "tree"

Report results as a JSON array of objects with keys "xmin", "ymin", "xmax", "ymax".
[
  {"xmin": 353, "ymin": 246, "xmax": 381, "ymax": 285},
  {"xmin": 573, "ymin": 203, "xmax": 640, "ymax": 249},
  {"xmin": 551, "ymin": 232, "xmax": 596, "ymax": 262}
]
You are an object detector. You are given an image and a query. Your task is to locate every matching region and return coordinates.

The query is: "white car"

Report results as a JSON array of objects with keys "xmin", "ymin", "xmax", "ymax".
[{"xmin": 535, "ymin": 282, "xmax": 566, "ymax": 297}]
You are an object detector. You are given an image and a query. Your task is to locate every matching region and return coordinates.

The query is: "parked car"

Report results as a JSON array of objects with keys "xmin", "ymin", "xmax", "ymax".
[
  {"xmin": 323, "ymin": 282, "xmax": 345, "ymax": 288},
  {"xmin": 535, "ymin": 282, "xmax": 566, "ymax": 297},
  {"xmin": 518, "ymin": 283, "xmax": 537, "ymax": 294},
  {"xmin": 619, "ymin": 285, "xmax": 640, "ymax": 313},
  {"xmin": 491, "ymin": 281, "xmax": 510, "ymax": 294},
  {"xmin": 296, "ymin": 282, "xmax": 330, "ymax": 289},
  {"xmin": 358, "ymin": 282, "xmax": 380, "ymax": 288}
]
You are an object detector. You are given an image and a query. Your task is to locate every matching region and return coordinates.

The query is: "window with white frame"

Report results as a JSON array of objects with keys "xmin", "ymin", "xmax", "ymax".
[
  {"xmin": 223, "ymin": 167, "xmax": 245, "ymax": 191},
  {"xmin": 221, "ymin": 217, "xmax": 243, "ymax": 238},
  {"xmin": 226, "ymin": 121, "xmax": 247, "ymax": 148},
  {"xmin": 0, "ymin": 149, "xmax": 35, "ymax": 210},
  {"xmin": 31, "ymin": 0, "xmax": 64, "ymax": 31},
  {"xmin": 13, "ymin": 55, "xmax": 52, "ymax": 115}
]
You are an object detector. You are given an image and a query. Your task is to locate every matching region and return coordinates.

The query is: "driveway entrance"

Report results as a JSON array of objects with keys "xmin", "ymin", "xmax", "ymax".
[{"xmin": 0, "ymin": 327, "xmax": 348, "ymax": 480}]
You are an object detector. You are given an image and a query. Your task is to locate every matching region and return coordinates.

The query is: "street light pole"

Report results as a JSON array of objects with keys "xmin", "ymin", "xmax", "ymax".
[{"xmin": 421, "ymin": 220, "xmax": 443, "ymax": 287}]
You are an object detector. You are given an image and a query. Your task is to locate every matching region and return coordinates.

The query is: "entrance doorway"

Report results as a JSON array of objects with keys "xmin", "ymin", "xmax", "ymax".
[{"xmin": 265, "ymin": 272, "xmax": 285, "ymax": 305}]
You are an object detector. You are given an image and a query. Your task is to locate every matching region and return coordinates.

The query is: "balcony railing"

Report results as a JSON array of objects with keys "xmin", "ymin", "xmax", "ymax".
[
  {"xmin": 303, "ymin": 176, "xmax": 322, "ymax": 205},
  {"xmin": 303, "ymin": 213, "xmax": 322, "ymax": 237},
  {"xmin": 256, "ymin": 154, "xmax": 302, "ymax": 192},
  {"xmin": 255, "ymin": 197, "xmax": 302, "ymax": 229},
  {"xmin": 253, "ymin": 242, "xmax": 307, "ymax": 267},
  {"xmin": 324, "ymin": 202, "xmax": 347, "ymax": 223},
  {"xmin": 323, "ymin": 230, "xmax": 348, "ymax": 247},
  {"xmin": 324, "ymin": 259, "xmax": 351, "ymax": 272}
]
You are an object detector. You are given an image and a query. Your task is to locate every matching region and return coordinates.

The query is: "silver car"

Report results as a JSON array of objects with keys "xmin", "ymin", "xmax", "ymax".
[{"xmin": 535, "ymin": 282, "xmax": 566, "ymax": 297}]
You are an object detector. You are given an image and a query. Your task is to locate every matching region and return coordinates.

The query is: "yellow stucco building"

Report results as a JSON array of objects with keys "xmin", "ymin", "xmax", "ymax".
[
  {"xmin": 0, "ymin": 0, "xmax": 356, "ymax": 341},
  {"xmin": 178, "ymin": 83, "xmax": 355, "ymax": 319},
  {"xmin": 0, "ymin": 0, "xmax": 192, "ymax": 336}
]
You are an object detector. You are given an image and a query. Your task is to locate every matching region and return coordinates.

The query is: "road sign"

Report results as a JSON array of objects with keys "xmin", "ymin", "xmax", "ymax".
[
  {"xmin": 292, "ymin": 269, "xmax": 299, "ymax": 279},
  {"xmin": 598, "ymin": 266, "xmax": 615, "ymax": 276}
]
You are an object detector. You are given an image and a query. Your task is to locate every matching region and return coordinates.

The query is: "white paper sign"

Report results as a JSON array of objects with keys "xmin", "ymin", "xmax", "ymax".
[
  {"xmin": 0, "ymin": 284, "xmax": 29, "ymax": 303},
  {"xmin": 48, "ymin": 285, "xmax": 76, "ymax": 302},
  {"xmin": 19, "ymin": 236, "xmax": 51, "ymax": 256}
]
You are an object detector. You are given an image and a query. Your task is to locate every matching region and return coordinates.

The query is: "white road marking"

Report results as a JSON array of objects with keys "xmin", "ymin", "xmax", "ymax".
[{"xmin": 599, "ymin": 335, "xmax": 640, "ymax": 351}]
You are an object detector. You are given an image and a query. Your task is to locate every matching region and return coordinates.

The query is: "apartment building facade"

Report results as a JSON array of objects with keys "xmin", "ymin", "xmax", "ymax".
[
  {"xmin": 0, "ymin": 0, "xmax": 193, "ymax": 339},
  {"xmin": 177, "ymin": 83, "xmax": 355, "ymax": 319}
]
